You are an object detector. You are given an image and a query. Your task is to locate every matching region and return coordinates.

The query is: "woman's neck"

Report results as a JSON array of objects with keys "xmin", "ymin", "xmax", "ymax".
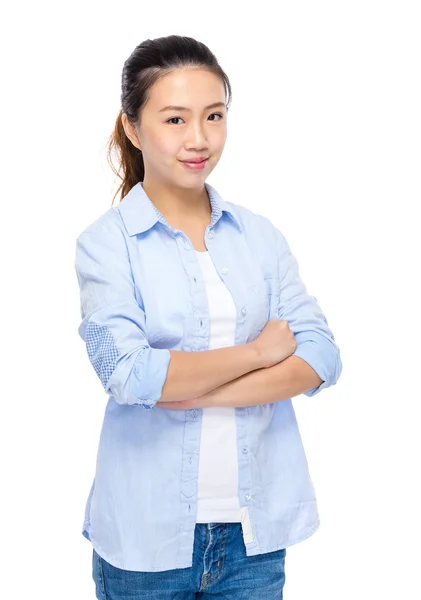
[{"xmin": 142, "ymin": 180, "xmax": 211, "ymax": 222}]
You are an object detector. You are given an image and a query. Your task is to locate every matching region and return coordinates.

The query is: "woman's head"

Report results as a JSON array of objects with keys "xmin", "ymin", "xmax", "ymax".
[{"xmin": 108, "ymin": 35, "xmax": 232, "ymax": 203}]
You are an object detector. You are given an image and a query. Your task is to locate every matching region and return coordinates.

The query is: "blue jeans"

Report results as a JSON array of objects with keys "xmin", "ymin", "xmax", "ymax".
[{"xmin": 92, "ymin": 522, "xmax": 286, "ymax": 599}]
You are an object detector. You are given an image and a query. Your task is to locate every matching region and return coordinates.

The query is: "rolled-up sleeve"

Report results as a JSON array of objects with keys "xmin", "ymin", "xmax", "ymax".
[
  {"xmin": 273, "ymin": 226, "xmax": 342, "ymax": 397},
  {"xmin": 74, "ymin": 221, "xmax": 171, "ymax": 409}
]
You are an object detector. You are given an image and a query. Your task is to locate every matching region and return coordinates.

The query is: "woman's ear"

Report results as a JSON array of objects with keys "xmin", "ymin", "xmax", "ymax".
[{"xmin": 121, "ymin": 112, "xmax": 142, "ymax": 151}]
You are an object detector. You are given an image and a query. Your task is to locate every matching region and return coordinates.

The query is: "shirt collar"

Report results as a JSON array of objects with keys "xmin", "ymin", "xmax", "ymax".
[{"xmin": 117, "ymin": 181, "xmax": 243, "ymax": 236}]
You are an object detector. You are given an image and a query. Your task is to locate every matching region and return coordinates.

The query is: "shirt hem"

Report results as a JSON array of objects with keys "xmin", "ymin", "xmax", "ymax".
[
  {"xmin": 82, "ymin": 518, "xmax": 321, "ymax": 571},
  {"xmin": 245, "ymin": 517, "xmax": 321, "ymax": 556}
]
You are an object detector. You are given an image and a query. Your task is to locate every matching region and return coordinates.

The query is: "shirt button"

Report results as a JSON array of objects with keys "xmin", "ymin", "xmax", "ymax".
[
  {"xmin": 241, "ymin": 307, "xmax": 247, "ymax": 316},
  {"xmin": 222, "ymin": 267, "xmax": 229, "ymax": 275},
  {"xmin": 242, "ymin": 446, "xmax": 248, "ymax": 454},
  {"xmin": 245, "ymin": 493, "xmax": 251, "ymax": 501},
  {"xmin": 191, "ymin": 410, "xmax": 198, "ymax": 419},
  {"xmin": 208, "ymin": 231, "xmax": 214, "ymax": 239}
]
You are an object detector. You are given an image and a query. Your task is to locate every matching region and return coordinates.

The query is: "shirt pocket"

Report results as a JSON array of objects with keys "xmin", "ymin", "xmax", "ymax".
[
  {"xmin": 265, "ymin": 277, "xmax": 281, "ymax": 319},
  {"xmin": 246, "ymin": 277, "xmax": 278, "ymax": 336}
]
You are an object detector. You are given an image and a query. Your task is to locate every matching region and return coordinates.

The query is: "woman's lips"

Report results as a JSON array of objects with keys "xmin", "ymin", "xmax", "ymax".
[{"xmin": 180, "ymin": 159, "xmax": 208, "ymax": 170}]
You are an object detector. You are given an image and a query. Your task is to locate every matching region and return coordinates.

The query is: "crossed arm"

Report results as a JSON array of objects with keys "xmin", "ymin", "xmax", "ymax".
[
  {"xmin": 76, "ymin": 224, "xmax": 339, "ymax": 411},
  {"xmin": 156, "ymin": 355, "xmax": 324, "ymax": 410}
]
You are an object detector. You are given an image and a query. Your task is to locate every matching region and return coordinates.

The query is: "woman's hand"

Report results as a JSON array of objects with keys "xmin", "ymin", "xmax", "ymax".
[{"xmin": 251, "ymin": 318, "xmax": 296, "ymax": 368}]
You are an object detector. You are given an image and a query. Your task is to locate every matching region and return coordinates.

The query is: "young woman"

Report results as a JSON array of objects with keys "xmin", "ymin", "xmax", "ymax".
[{"xmin": 75, "ymin": 34, "xmax": 342, "ymax": 600}]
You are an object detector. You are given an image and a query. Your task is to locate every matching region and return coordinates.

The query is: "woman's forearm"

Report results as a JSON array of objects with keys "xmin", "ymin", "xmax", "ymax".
[
  {"xmin": 158, "ymin": 355, "xmax": 323, "ymax": 409},
  {"xmin": 205, "ymin": 356, "xmax": 323, "ymax": 407},
  {"xmin": 158, "ymin": 343, "xmax": 263, "ymax": 403}
]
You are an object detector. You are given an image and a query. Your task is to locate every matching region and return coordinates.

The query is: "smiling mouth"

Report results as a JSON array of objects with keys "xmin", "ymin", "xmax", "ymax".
[
  {"xmin": 179, "ymin": 158, "xmax": 209, "ymax": 170},
  {"xmin": 180, "ymin": 158, "xmax": 210, "ymax": 163}
]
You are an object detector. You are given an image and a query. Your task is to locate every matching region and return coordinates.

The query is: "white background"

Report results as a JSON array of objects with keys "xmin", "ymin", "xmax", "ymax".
[{"xmin": 1, "ymin": 1, "xmax": 420, "ymax": 598}]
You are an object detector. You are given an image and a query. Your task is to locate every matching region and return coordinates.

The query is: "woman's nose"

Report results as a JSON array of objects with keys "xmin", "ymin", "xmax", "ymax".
[{"xmin": 185, "ymin": 122, "xmax": 208, "ymax": 149}]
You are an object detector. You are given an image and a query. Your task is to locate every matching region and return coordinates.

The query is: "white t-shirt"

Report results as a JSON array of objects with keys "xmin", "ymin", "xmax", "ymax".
[{"xmin": 195, "ymin": 250, "xmax": 241, "ymax": 523}]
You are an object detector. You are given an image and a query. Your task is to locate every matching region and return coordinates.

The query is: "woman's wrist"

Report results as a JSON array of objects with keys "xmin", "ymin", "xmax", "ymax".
[{"xmin": 244, "ymin": 341, "xmax": 265, "ymax": 372}]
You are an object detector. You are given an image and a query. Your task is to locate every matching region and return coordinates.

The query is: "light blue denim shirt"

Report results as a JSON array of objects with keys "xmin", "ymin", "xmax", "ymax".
[{"xmin": 75, "ymin": 181, "xmax": 342, "ymax": 572}]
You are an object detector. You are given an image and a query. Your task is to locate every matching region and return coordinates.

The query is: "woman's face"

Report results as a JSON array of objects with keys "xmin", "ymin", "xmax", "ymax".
[{"xmin": 123, "ymin": 67, "xmax": 228, "ymax": 190}]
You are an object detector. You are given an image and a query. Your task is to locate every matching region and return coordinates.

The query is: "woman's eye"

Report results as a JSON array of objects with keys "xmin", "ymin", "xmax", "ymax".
[
  {"xmin": 208, "ymin": 113, "xmax": 224, "ymax": 121},
  {"xmin": 167, "ymin": 117, "xmax": 183, "ymax": 125},
  {"xmin": 166, "ymin": 113, "xmax": 224, "ymax": 125}
]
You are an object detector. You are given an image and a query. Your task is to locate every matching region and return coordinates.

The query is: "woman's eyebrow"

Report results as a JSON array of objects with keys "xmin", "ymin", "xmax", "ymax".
[{"xmin": 158, "ymin": 102, "xmax": 226, "ymax": 113}]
